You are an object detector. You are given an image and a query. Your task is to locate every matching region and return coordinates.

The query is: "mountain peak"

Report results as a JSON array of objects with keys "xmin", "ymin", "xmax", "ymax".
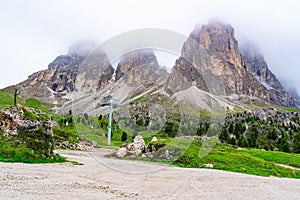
[
  {"xmin": 8, "ymin": 22, "xmax": 298, "ymax": 109},
  {"xmin": 186, "ymin": 21, "xmax": 238, "ymax": 61},
  {"xmin": 116, "ymin": 50, "xmax": 159, "ymax": 81},
  {"xmin": 67, "ymin": 42, "xmax": 96, "ymax": 56},
  {"xmin": 114, "ymin": 50, "xmax": 167, "ymax": 87},
  {"xmin": 206, "ymin": 21, "xmax": 233, "ymax": 31},
  {"xmin": 169, "ymin": 22, "xmax": 270, "ymax": 101}
]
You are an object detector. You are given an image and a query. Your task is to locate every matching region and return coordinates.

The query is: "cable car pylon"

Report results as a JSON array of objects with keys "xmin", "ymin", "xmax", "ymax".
[{"xmin": 100, "ymin": 96, "xmax": 120, "ymax": 145}]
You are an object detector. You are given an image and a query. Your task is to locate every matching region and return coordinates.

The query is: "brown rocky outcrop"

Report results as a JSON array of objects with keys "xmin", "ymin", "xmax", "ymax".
[
  {"xmin": 97, "ymin": 65, "xmax": 114, "ymax": 90},
  {"xmin": 10, "ymin": 43, "xmax": 114, "ymax": 104},
  {"xmin": 0, "ymin": 105, "xmax": 55, "ymax": 157},
  {"xmin": 115, "ymin": 50, "xmax": 167, "ymax": 86},
  {"xmin": 0, "ymin": 105, "xmax": 53, "ymax": 136},
  {"xmin": 240, "ymin": 44, "xmax": 297, "ymax": 107},
  {"xmin": 166, "ymin": 22, "xmax": 286, "ymax": 105}
]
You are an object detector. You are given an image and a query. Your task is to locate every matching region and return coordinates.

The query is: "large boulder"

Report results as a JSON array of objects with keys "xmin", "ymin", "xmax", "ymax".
[
  {"xmin": 116, "ymin": 147, "xmax": 128, "ymax": 158},
  {"xmin": 116, "ymin": 135, "xmax": 145, "ymax": 158},
  {"xmin": 133, "ymin": 135, "xmax": 145, "ymax": 152}
]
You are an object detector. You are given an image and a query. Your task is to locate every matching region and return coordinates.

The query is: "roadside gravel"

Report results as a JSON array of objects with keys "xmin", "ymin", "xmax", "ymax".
[{"xmin": 1, "ymin": 149, "xmax": 299, "ymax": 200}]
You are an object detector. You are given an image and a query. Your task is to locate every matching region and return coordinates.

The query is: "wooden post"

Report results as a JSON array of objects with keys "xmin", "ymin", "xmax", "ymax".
[{"xmin": 13, "ymin": 88, "xmax": 20, "ymax": 106}]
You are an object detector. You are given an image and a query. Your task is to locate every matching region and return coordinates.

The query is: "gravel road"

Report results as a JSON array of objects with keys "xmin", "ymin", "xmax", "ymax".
[{"xmin": 1, "ymin": 149, "xmax": 300, "ymax": 200}]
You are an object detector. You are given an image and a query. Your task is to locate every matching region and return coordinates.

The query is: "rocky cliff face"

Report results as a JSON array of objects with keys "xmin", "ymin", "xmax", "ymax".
[
  {"xmin": 13, "ymin": 46, "xmax": 167, "ymax": 105},
  {"xmin": 97, "ymin": 65, "xmax": 115, "ymax": 90},
  {"xmin": 75, "ymin": 49, "xmax": 113, "ymax": 93},
  {"xmin": 283, "ymin": 83, "xmax": 300, "ymax": 102},
  {"xmin": 14, "ymin": 54, "xmax": 81, "ymax": 103},
  {"xmin": 166, "ymin": 22, "xmax": 295, "ymax": 107},
  {"xmin": 165, "ymin": 57, "xmax": 208, "ymax": 94},
  {"xmin": 13, "ymin": 43, "xmax": 114, "ymax": 103},
  {"xmin": 240, "ymin": 45, "xmax": 297, "ymax": 107},
  {"xmin": 7, "ymin": 22, "xmax": 298, "ymax": 110},
  {"xmin": 115, "ymin": 50, "xmax": 167, "ymax": 86}
]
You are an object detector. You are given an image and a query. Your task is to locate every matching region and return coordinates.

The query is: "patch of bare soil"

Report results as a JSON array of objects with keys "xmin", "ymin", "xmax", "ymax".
[{"xmin": 1, "ymin": 149, "xmax": 300, "ymax": 200}]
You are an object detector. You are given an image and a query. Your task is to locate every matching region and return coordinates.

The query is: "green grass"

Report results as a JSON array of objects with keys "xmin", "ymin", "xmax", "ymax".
[
  {"xmin": 75, "ymin": 123, "xmax": 105, "ymax": 145},
  {"xmin": 129, "ymin": 96, "xmax": 150, "ymax": 104},
  {"xmin": 0, "ymin": 89, "xmax": 21, "ymax": 107},
  {"xmin": 233, "ymin": 106, "xmax": 245, "ymax": 112},
  {"xmin": 51, "ymin": 115, "xmax": 80, "ymax": 146},
  {"xmin": 281, "ymin": 107, "xmax": 300, "ymax": 112},
  {"xmin": 136, "ymin": 131, "xmax": 158, "ymax": 145},
  {"xmin": 74, "ymin": 116, "xmax": 127, "ymax": 147},
  {"xmin": 0, "ymin": 135, "xmax": 65, "ymax": 163},
  {"xmin": 243, "ymin": 99, "xmax": 269, "ymax": 109},
  {"xmin": 245, "ymin": 148, "xmax": 300, "ymax": 167},
  {"xmin": 53, "ymin": 125, "xmax": 79, "ymax": 144},
  {"xmin": 172, "ymin": 142, "xmax": 300, "ymax": 178},
  {"xmin": 1, "ymin": 88, "xmax": 300, "ymax": 175},
  {"xmin": 0, "ymin": 89, "xmax": 53, "ymax": 112},
  {"xmin": 0, "ymin": 90, "xmax": 53, "ymax": 123},
  {"xmin": 0, "ymin": 91, "xmax": 85, "ymax": 163},
  {"xmin": 25, "ymin": 98, "xmax": 53, "ymax": 113}
]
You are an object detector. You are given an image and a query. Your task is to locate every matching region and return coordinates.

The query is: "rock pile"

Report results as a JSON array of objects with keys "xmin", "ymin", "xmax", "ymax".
[
  {"xmin": 0, "ymin": 105, "xmax": 55, "ymax": 157},
  {"xmin": 116, "ymin": 135, "xmax": 180, "ymax": 160},
  {"xmin": 0, "ymin": 105, "xmax": 53, "ymax": 136},
  {"xmin": 116, "ymin": 135, "xmax": 146, "ymax": 158},
  {"xmin": 57, "ymin": 140, "xmax": 98, "ymax": 151}
]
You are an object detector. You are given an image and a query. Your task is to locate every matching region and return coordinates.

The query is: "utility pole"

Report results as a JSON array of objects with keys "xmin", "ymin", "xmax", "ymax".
[
  {"xmin": 100, "ymin": 96, "xmax": 120, "ymax": 145},
  {"xmin": 107, "ymin": 99, "xmax": 113, "ymax": 145}
]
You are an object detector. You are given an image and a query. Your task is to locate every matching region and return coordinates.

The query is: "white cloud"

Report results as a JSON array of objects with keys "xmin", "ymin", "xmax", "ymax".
[{"xmin": 0, "ymin": 0, "xmax": 299, "ymax": 93}]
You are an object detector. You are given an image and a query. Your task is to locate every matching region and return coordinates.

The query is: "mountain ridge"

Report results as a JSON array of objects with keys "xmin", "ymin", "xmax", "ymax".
[
  {"xmin": 6, "ymin": 22, "xmax": 299, "ymax": 111},
  {"xmin": 240, "ymin": 44, "xmax": 297, "ymax": 107}
]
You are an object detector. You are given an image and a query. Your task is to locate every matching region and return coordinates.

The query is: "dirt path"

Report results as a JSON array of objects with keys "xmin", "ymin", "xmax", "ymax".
[
  {"xmin": 1, "ymin": 149, "xmax": 300, "ymax": 200},
  {"xmin": 275, "ymin": 163, "xmax": 300, "ymax": 171}
]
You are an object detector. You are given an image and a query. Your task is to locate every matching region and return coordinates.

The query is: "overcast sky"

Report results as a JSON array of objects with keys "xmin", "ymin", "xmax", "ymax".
[{"xmin": 0, "ymin": 0, "xmax": 299, "ymax": 93}]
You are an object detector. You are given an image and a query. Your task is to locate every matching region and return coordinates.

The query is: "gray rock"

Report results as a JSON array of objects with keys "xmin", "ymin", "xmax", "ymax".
[
  {"xmin": 133, "ymin": 135, "xmax": 145, "ymax": 152},
  {"xmin": 151, "ymin": 136, "xmax": 158, "ymax": 142},
  {"xmin": 116, "ymin": 147, "xmax": 128, "ymax": 158},
  {"xmin": 204, "ymin": 163, "xmax": 214, "ymax": 168},
  {"xmin": 115, "ymin": 50, "xmax": 167, "ymax": 86},
  {"xmin": 8, "ymin": 43, "xmax": 114, "ymax": 104},
  {"xmin": 134, "ymin": 149, "xmax": 143, "ymax": 156},
  {"xmin": 116, "ymin": 135, "xmax": 146, "ymax": 158}
]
